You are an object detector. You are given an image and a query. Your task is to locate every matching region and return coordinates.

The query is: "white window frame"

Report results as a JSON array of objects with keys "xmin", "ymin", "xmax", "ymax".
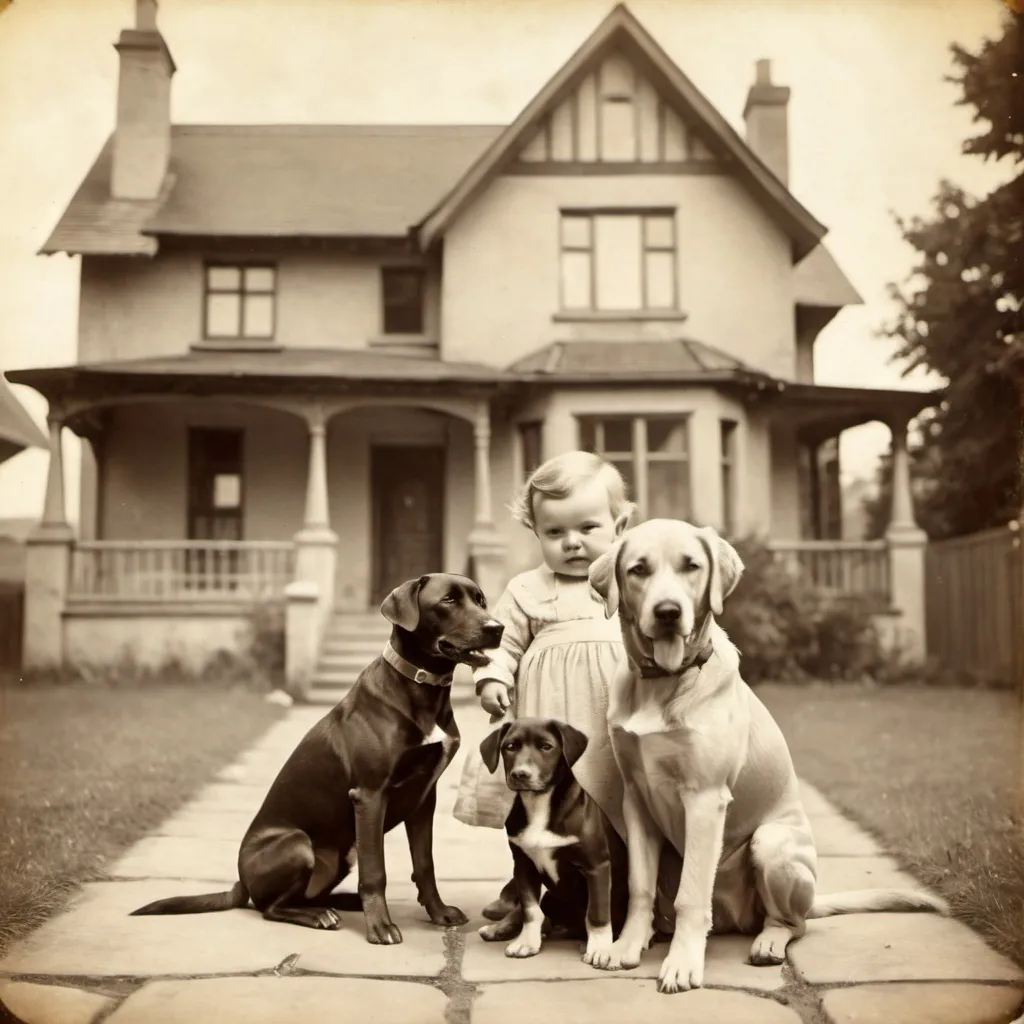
[
  {"xmin": 559, "ymin": 208, "xmax": 678, "ymax": 314},
  {"xmin": 578, "ymin": 414, "xmax": 692, "ymax": 520},
  {"xmin": 203, "ymin": 263, "xmax": 276, "ymax": 341}
]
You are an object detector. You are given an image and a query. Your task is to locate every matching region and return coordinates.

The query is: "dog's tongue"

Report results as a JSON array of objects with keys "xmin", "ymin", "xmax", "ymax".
[{"xmin": 653, "ymin": 635, "xmax": 686, "ymax": 674}]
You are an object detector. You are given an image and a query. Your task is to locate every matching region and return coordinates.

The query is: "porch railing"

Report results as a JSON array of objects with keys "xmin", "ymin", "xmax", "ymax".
[
  {"xmin": 767, "ymin": 540, "xmax": 891, "ymax": 607},
  {"xmin": 69, "ymin": 541, "xmax": 296, "ymax": 603}
]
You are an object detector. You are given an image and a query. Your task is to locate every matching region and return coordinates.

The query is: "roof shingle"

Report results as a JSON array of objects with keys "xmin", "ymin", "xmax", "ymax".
[{"xmin": 41, "ymin": 125, "xmax": 502, "ymax": 255}]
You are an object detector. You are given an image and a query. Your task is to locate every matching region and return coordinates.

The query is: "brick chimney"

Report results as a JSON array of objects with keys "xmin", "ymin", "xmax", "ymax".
[
  {"xmin": 111, "ymin": 0, "xmax": 176, "ymax": 200},
  {"xmin": 742, "ymin": 59, "xmax": 790, "ymax": 186}
]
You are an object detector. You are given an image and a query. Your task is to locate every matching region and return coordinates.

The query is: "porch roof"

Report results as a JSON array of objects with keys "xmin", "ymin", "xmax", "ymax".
[
  {"xmin": 4, "ymin": 348, "xmax": 512, "ymax": 402},
  {"xmin": 509, "ymin": 338, "xmax": 773, "ymax": 385},
  {"xmin": 764, "ymin": 380, "xmax": 944, "ymax": 443}
]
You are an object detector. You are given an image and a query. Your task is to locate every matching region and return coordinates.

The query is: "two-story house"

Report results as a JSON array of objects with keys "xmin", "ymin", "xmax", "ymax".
[{"xmin": 10, "ymin": 0, "xmax": 934, "ymax": 698}]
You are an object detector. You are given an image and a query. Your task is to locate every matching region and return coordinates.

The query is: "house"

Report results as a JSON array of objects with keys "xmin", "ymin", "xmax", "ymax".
[
  {"xmin": 0, "ymin": 376, "xmax": 47, "ymax": 466},
  {"xmin": 8, "ymin": 0, "xmax": 934, "ymax": 697}
]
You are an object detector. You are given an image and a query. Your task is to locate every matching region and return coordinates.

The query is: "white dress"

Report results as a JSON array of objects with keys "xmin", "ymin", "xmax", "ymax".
[{"xmin": 453, "ymin": 564, "xmax": 627, "ymax": 838}]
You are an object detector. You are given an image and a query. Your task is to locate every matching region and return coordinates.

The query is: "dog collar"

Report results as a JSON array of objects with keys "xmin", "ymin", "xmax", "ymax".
[
  {"xmin": 383, "ymin": 642, "xmax": 454, "ymax": 687},
  {"xmin": 636, "ymin": 641, "xmax": 713, "ymax": 679}
]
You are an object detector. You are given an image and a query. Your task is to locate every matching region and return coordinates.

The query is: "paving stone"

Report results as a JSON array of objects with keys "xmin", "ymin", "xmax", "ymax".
[
  {"xmin": 0, "ymin": 880, "xmax": 444, "ymax": 978},
  {"xmin": 790, "ymin": 914, "xmax": 1024, "ymax": 985},
  {"xmin": 816, "ymin": 855, "xmax": 922, "ymax": 893},
  {"xmin": 461, "ymin": 932, "xmax": 784, "ymax": 991},
  {"xmin": 813, "ymin": 815, "xmax": 882, "ymax": 856},
  {"xmin": 800, "ymin": 780, "xmax": 840, "ymax": 816},
  {"xmin": 471, "ymin": 980, "xmax": 798, "ymax": 1023},
  {"xmin": 188, "ymin": 782, "xmax": 266, "ymax": 813},
  {"xmin": 154, "ymin": 810, "xmax": 253, "ymax": 842},
  {"xmin": 0, "ymin": 981, "xmax": 113, "ymax": 1024},
  {"xmin": 107, "ymin": 977, "xmax": 446, "ymax": 1024},
  {"xmin": 109, "ymin": 836, "xmax": 238, "ymax": 882},
  {"xmin": 821, "ymin": 982, "xmax": 1024, "ymax": 1024}
]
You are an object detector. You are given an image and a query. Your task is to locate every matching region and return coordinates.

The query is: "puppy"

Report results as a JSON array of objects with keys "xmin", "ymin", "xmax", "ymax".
[{"xmin": 477, "ymin": 718, "xmax": 628, "ymax": 963}]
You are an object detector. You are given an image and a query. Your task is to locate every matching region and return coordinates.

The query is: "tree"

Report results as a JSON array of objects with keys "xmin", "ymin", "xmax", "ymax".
[{"xmin": 864, "ymin": 11, "xmax": 1024, "ymax": 541}]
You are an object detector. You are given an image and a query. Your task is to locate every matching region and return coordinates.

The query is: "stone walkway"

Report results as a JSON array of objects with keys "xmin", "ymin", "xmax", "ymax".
[{"xmin": 1, "ymin": 704, "xmax": 1022, "ymax": 1024}]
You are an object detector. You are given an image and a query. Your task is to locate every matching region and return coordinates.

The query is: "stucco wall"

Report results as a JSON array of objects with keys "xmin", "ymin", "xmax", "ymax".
[
  {"xmin": 97, "ymin": 399, "xmax": 476, "ymax": 610},
  {"xmin": 79, "ymin": 251, "xmax": 440, "ymax": 362},
  {"xmin": 441, "ymin": 173, "xmax": 795, "ymax": 379},
  {"xmin": 100, "ymin": 401, "xmax": 307, "ymax": 541},
  {"xmin": 64, "ymin": 609, "xmax": 250, "ymax": 672}
]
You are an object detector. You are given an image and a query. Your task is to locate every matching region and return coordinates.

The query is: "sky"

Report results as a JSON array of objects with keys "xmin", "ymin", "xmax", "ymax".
[{"xmin": 0, "ymin": 0, "xmax": 1014, "ymax": 524}]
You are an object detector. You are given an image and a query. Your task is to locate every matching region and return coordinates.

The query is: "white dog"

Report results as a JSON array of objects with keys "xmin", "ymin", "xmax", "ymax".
[{"xmin": 588, "ymin": 519, "xmax": 948, "ymax": 994}]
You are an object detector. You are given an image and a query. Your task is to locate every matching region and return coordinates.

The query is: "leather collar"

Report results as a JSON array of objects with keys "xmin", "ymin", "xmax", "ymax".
[
  {"xmin": 383, "ymin": 642, "xmax": 453, "ymax": 687},
  {"xmin": 636, "ymin": 640, "xmax": 714, "ymax": 678}
]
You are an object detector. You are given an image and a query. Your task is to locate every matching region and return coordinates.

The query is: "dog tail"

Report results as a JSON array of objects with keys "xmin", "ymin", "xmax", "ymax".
[
  {"xmin": 130, "ymin": 880, "xmax": 250, "ymax": 916},
  {"xmin": 807, "ymin": 888, "xmax": 949, "ymax": 920}
]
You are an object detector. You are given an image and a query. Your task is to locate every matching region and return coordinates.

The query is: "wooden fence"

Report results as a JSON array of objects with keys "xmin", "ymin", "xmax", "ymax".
[{"xmin": 924, "ymin": 521, "xmax": 1023, "ymax": 685}]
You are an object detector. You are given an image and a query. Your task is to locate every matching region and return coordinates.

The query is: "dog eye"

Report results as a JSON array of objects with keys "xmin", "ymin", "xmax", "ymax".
[
  {"xmin": 539, "ymin": 742, "xmax": 554, "ymax": 751},
  {"xmin": 681, "ymin": 559, "xmax": 700, "ymax": 573},
  {"xmin": 626, "ymin": 562, "xmax": 648, "ymax": 576}
]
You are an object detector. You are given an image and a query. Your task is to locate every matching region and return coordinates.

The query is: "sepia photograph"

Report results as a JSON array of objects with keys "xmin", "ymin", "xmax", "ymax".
[{"xmin": 0, "ymin": 0, "xmax": 1021, "ymax": 1020}]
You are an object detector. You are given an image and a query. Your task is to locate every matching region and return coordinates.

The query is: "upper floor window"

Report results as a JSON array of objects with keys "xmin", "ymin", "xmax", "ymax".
[
  {"xmin": 560, "ymin": 210, "xmax": 677, "ymax": 314},
  {"xmin": 204, "ymin": 264, "xmax": 275, "ymax": 341},
  {"xmin": 579, "ymin": 414, "xmax": 690, "ymax": 520},
  {"xmin": 381, "ymin": 267, "xmax": 426, "ymax": 335}
]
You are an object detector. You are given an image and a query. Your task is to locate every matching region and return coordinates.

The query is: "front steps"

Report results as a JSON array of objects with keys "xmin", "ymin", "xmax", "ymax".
[{"xmin": 306, "ymin": 611, "xmax": 477, "ymax": 706}]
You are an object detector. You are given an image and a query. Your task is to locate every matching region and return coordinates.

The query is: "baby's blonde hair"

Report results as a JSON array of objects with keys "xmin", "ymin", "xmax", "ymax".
[{"xmin": 510, "ymin": 450, "xmax": 636, "ymax": 531}]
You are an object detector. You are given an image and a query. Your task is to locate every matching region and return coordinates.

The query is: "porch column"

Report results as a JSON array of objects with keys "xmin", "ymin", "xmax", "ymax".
[
  {"xmin": 884, "ymin": 415, "xmax": 927, "ymax": 660},
  {"xmin": 467, "ymin": 399, "xmax": 508, "ymax": 604},
  {"xmin": 288, "ymin": 405, "xmax": 338, "ymax": 701},
  {"xmin": 24, "ymin": 413, "xmax": 75, "ymax": 671}
]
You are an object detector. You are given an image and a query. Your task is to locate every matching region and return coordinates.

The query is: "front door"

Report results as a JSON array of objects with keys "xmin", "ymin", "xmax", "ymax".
[{"xmin": 370, "ymin": 445, "xmax": 445, "ymax": 605}]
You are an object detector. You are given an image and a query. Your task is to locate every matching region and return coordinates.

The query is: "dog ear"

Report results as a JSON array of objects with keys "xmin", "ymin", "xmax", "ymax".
[
  {"xmin": 698, "ymin": 527, "xmax": 744, "ymax": 616},
  {"xmin": 552, "ymin": 721, "xmax": 589, "ymax": 769},
  {"xmin": 588, "ymin": 540, "xmax": 623, "ymax": 618},
  {"xmin": 479, "ymin": 722, "xmax": 512, "ymax": 775},
  {"xmin": 380, "ymin": 575, "xmax": 428, "ymax": 631}
]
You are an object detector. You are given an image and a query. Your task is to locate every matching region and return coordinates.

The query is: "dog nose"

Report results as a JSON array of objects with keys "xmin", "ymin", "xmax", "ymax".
[
  {"xmin": 482, "ymin": 620, "xmax": 504, "ymax": 643},
  {"xmin": 509, "ymin": 767, "xmax": 531, "ymax": 783},
  {"xmin": 653, "ymin": 601, "xmax": 682, "ymax": 624}
]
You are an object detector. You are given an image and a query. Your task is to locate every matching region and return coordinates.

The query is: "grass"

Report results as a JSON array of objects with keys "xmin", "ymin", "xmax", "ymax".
[
  {"xmin": 0, "ymin": 679, "xmax": 285, "ymax": 955},
  {"xmin": 759, "ymin": 682, "xmax": 1024, "ymax": 967}
]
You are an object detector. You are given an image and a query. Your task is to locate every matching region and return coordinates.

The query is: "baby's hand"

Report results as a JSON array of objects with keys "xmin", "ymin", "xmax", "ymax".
[{"xmin": 479, "ymin": 681, "xmax": 511, "ymax": 718}]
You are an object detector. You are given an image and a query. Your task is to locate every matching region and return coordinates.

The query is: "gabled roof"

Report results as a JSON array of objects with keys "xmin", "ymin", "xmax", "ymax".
[
  {"xmin": 509, "ymin": 339, "xmax": 773, "ymax": 384},
  {"xmin": 41, "ymin": 125, "xmax": 502, "ymax": 255},
  {"xmin": 418, "ymin": 4, "xmax": 826, "ymax": 259}
]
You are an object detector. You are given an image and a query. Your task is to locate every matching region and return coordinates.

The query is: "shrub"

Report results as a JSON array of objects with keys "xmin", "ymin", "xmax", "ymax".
[
  {"xmin": 719, "ymin": 535, "xmax": 895, "ymax": 684},
  {"xmin": 244, "ymin": 599, "xmax": 285, "ymax": 688}
]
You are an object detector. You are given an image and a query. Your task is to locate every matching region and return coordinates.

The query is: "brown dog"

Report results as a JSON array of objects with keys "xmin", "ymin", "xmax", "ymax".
[
  {"xmin": 132, "ymin": 573, "xmax": 503, "ymax": 944},
  {"xmin": 477, "ymin": 718, "xmax": 628, "ymax": 963}
]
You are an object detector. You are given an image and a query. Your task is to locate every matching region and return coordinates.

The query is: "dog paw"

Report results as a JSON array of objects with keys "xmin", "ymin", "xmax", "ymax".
[
  {"xmin": 749, "ymin": 927, "xmax": 789, "ymax": 965},
  {"xmin": 428, "ymin": 904, "xmax": 469, "ymax": 927},
  {"xmin": 365, "ymin": 919, "xmax": 403, "ymax": 945},
  {"xmin": 656, "ymin": 945, "xmax": 705, "ymax": 994},
  {"xmin": 504, "ymin": 938, "xmax": 541, "ymax": 958},
  {"xmin": 592, "ymin": 937, "xmax": 643, "ymax": 971},
  {"xmin": 317, "ymin": 909, "xmax": 341, "ymax": 930},
  {"xmin": 581, "ymin": 925, "xmax": 615, "ymax": 968}
]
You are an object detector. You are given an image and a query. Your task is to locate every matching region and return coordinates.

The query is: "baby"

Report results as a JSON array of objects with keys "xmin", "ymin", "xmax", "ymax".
[{"xmin": 453, "ymin": 450, "xmax": 634, "ymax": 922}]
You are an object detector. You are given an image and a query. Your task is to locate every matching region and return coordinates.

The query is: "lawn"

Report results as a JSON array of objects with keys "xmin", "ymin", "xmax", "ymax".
[
  {"xmin": 0, "ymin": 680, "xmax": 285, "ymax": 955},
  {"xmin": 760, "ymin": 683, "xmax": 1024, "ymax": 966}
]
